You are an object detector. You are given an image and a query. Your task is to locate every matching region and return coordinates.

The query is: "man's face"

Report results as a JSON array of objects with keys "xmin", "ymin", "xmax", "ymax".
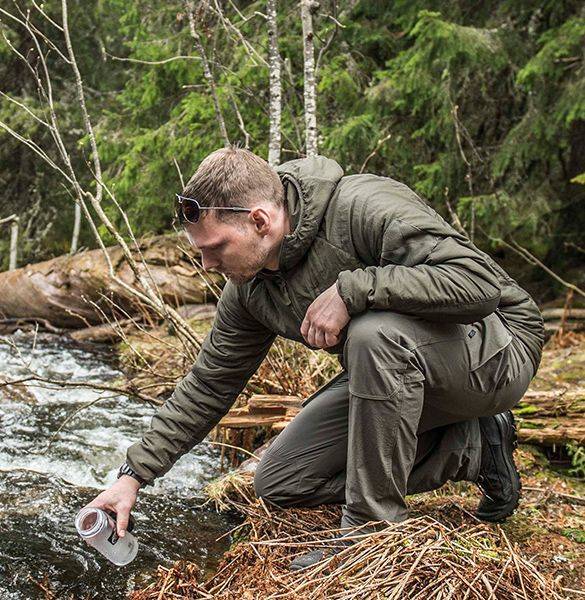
[{"xmin": 183, "ymin": 212, "xmax": 270, "ymax": 285}]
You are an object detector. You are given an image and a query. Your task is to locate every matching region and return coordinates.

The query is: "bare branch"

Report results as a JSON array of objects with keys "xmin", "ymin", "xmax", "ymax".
[
  {"xmin": 62, "ymin": 0, "xmax": 104, "ymax": 207},
  {"xmin": 359, "ymin": 132, "xmax": 392, "ymax": 174},
  {"xmin": 209, "ymin": 0, "xmax": 268, "ymax": 67},
  {"xmin": 186, "ymin": 1, "xmax": 230, "ymax": 146},
  {"xmin": 315, "ymin": 1, "xmax": 340, "ymax": 78},
  {"xmin": 106, "ymin": 52, "xmax": 200, "ymax": 65},
  {"xmin": 229, "ymin": 91, "xmax": 251, "ymax": 148},
  {"xmin": 0, "ymin": 372, "xmax": 158, "ymax": 405},
  {"xmin": 31, "ymin": 0, "xmax": 64, "ymax": 32},
  {"xmin": 483, "ymin": 230, "xmax": 585, "ymax": 299}
]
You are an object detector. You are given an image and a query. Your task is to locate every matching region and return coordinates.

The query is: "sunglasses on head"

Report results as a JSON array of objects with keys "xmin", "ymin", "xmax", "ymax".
[{"xmin": 175, "ymin": 194, "xmax": 252, "ymax": 225}]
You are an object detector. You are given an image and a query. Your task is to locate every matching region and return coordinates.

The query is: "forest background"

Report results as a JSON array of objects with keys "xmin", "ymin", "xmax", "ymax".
[{"xmin": 0, "ymin": 0, "xmax": 584, "ymax": 303}]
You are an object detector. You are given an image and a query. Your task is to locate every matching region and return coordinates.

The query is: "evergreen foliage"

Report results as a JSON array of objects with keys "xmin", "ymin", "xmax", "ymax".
[{"xmin": 0, "ymin": 0, "xmax": 583, "ymax": 300}]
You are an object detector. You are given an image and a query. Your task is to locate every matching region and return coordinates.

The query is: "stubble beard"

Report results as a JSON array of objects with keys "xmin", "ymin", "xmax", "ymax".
[{"xmin": 225, "ymin": 243, "xmax": 270, "ymax": 286}]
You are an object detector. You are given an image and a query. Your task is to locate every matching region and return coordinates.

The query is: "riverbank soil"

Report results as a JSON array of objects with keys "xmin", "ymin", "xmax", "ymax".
[{"xmin": 129, "ymin": 334, "xmax": 584, "ymax": 599}]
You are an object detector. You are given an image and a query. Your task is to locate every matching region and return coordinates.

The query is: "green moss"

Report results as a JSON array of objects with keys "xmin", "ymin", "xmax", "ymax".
[
  {"xmin": 561, "ymin": 528, "xmax": 585, "ymax": 543},
  {"xmin": 186, "ymin": 317, "xmax": 214, "ymax": 336},
  {"xmin": 502, "ymin": 513, "xmax": 548, "ymax": 543},
  {"xmin": 517, "ymin": 420, "xmax": 540, "ymax": 429},
  {"xmin": 514, "ymin": 404, "xmax": 540, "ymax": 415}
]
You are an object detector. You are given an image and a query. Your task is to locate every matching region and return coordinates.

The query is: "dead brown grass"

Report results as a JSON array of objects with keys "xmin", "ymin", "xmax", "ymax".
[{"xmin": 131, "ymin": 462, "xmax": 584, "ymax": 600}]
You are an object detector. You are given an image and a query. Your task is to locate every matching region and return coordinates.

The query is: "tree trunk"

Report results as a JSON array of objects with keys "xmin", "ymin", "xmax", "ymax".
[
  {"xmin": 0, "ymin": 233, "xmax": 223, "ymax": 328},
  {"xmin": 9, "ymin": 217, "xmax": 19, "ymax": 270},
  {"xmin": 1, "ymin": 214, "xmax": 19, "ymax": 271},
  {"xmin": 267, "ymin": 0, "xmax": 282, "ymax": 166},
  {"xmin": 70, "ymin": 201, "xmax": 80, "ymax": 254},
  {"xmin": 300, "ymin": 0, "xmax": 318, "ymax": 157}
]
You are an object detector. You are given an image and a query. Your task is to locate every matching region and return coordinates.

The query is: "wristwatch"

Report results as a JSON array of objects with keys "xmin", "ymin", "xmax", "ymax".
[{"xmin": 117, "ymin": 462, "xmax": 147, "ymax": 487}]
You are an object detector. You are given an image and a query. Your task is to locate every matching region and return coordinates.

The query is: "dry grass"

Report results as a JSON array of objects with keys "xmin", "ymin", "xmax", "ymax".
[
  {"xmin": 131, "ymin": 462, "xmax": 584, "ymax": 600},
  {"xmin": 118, "ymin": 317, "xmax": 340, "ymax": 404},
  {"xmin": 130, "ymin": 501, "xmax": 576, "ymax": 600},
  {"xmin": 128, "ymin": 334, "xmax": 585, "ymax": 600}
]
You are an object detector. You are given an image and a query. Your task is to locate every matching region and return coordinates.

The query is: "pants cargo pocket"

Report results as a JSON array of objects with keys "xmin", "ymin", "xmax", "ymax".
[{"xmin": 465, "ymin": 312, "xmax": 513, "ymax": 395}]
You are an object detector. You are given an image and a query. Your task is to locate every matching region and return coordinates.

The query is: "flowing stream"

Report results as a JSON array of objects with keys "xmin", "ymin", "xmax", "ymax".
[{"xmin": 0, "ymin": 330, "xmax": 237, "ymax": 599}]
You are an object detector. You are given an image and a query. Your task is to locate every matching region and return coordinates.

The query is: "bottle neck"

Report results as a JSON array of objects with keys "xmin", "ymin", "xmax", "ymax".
[{"xmin": 75, "ymin": 507, "xmax": 108, "ymax": 539}]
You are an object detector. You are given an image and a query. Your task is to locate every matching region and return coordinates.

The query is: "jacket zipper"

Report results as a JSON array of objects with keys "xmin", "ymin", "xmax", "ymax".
[{"xmin": 277, "ymin": 275, "xmax": 303, "ymax": 322}]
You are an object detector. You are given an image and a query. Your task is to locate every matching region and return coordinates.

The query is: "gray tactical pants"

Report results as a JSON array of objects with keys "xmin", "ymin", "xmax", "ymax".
[{"xmin": 254, "ymin": 310, "xmax": 535, "ymax": 529}]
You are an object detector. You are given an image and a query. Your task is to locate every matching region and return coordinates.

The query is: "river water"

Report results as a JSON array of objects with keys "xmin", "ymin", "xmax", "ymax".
[{"xmin": 0, "ymin": 330, "xmax": 237, "ymax": 599}]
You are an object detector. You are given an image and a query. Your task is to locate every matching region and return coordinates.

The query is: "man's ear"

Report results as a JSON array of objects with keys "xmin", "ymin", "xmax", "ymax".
[{"xmin": 249, "ymin": 207, "xmax": 271, "ymax": 234}]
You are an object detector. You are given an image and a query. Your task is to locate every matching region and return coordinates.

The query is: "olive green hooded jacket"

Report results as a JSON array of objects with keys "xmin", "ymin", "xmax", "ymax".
[{"xmin": 127, "ymin": 156, "xmax": 544, "ymax": 483}]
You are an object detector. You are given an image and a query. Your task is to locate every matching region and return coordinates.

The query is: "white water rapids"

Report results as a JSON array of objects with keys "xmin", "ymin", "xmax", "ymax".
[{"xmin": 0, "ymin": 330, "xmax": 235, "ymax": 599}]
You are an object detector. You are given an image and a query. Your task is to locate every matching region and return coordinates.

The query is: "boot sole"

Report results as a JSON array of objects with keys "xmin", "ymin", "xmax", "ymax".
[{"xmin": 476, "ymin": 411, "xmax": 521, "ymax": 523}]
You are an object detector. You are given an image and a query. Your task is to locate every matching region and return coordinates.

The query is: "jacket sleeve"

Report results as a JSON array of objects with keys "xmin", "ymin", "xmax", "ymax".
[
  {"xmin": 336, "ymin": 190, "xmax": 501, "ymax": 323},
  {"xmin": 126, "ymin": 282, "xmax": 276, "ymax": 483}
]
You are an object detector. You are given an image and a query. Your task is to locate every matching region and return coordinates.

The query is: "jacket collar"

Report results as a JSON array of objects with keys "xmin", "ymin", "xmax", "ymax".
[{"xmin": 256, "ymin": 156, "xmax": 344, "ymax": 280}]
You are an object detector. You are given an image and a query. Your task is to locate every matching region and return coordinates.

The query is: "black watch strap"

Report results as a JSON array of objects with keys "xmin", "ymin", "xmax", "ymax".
[{"xmin": 117, "ymin": 462, "xmax": 147, "ymax": 487}]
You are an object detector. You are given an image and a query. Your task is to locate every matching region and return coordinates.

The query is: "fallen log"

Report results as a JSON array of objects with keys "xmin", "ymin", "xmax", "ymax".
[
  {"xmin": 67, "ymin": 303, "xmax": 218, "ymax": 344},
  {"xmin": 219, "ymin": 395, "xmax": 302, "ymax": 430},
  {"xmin": 514, "ymin": 387, "xmax": 584, "ymax": 445},
  {"xmin": 248, "ymin": 394, "xmax": 303, "ymax": 415},
  {"xmin": 0, "ymin": 317, "xmax": 66, "ymax": 335},
  {"xmin": 517, "ymin": 420, "xmax": 585, "ymax": 445},
  {"xmin": 219, "ymin": 412, "xmax": 285, "ymax": 429},
  {"xmin": 68, "ymin": 318, "xmax": 138, "ymax": 343},
  {"xmin": 216, "ymin": 383, "xmax": 584, "ymax": 462},
  {"xmin": 0, "ymin": 233, "xmax": 222, "ymax": 328},
  {"xmin": 541, "ymin": 308, "xmax": 585, "ymax": 320},
  {"xmin": 215, "ymin": 395, "xmax": 301, "ymax": 468},
  {"xmin": 545, "ymin": 320, "xmax": 585, "ymax": 335}
]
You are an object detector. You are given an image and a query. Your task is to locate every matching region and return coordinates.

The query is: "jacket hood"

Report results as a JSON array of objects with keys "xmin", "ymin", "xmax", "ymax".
[{"xmin": 270, "ymin": 155, "xmax": 344, "ymax": 273}]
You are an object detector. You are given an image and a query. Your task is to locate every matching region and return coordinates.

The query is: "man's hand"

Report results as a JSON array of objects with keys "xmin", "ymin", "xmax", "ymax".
[
  {"xmin": 301, "ymin": 282, "xmax": 350, "ymax": 349},
  {"xmin": 86, "ymin": 475, "xmax": 140, "ymax": 538}
]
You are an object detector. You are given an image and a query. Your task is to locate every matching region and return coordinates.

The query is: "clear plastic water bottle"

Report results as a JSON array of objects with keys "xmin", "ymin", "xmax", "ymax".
[{"xmin": 75, "ymin": 507, "xmax": 138, "ymax": 566}]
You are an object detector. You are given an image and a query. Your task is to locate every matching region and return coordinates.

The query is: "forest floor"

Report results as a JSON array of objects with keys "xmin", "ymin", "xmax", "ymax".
[{"xmin": 122, "ymin": 324, "xmax": 584, "ymax": 599}]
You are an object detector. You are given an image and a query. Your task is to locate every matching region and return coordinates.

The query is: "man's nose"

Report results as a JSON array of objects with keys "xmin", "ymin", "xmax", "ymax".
[{"xmin": 201, "ymin": 254, "xmax": 219, "ymax": 271}]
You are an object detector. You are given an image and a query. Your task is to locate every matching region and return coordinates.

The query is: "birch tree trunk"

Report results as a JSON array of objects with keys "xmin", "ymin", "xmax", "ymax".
[
  {"xmin": 1, "ymin": 214, "xmax": 19, "ymax": 271},
  {"xmin": 186, "ymin": 1, "xmax": 230, "ymax": 147},
  {"xmin": 9, "ymin": 217, "xmax": 19, "ymax": 271},
  {"xmin": 267, "ymin": 0, "xmax": 282, "ymax": 166},
  {"xmin": 70, "ymin": 202, "xmax": 80, "ymax": 254},
  {"xmin": 300, "ymin": 0, "xmax": 318, "ymax": 157}
]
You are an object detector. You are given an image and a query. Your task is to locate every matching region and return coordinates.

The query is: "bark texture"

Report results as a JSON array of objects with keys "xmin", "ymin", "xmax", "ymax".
[
  {"xmin": 267, "ymin": 0, "xmax": 282, "ymax": 166},
  {"xmin": 301, "ymin": 0, "xmax": 318, "ymax": 156},
  {"xmin": 0, "ymin": 233, "xmax": 222, "ymax": 328}
]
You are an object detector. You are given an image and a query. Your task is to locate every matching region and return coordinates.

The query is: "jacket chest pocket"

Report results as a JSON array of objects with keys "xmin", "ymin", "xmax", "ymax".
[{"xmin": 305, "ymin": 237, "xmax": 364, "ymax": 296}]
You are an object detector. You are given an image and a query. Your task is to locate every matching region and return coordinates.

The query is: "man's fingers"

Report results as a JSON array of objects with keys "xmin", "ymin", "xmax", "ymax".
[
  {"xmin": 314, "ymin": 329, "xmax": 326, "ymax": 348},
  {"xmin": 300, "ymin": 315, "xmax": 310, "ymax": 338},
  {"xmin": 306, "ymin": 325, "xmax": 314, "ymax": 346},
  {"xmin": 116, "ymin": 506, "xmax": 130, "ymax": 537},
  {"xmin": 324, "ymin": 331, "xmax": 338, "ymax": 348},
  {"xmin": 86, "ymin": 495, "xmax": 108, "ymax": 509}
]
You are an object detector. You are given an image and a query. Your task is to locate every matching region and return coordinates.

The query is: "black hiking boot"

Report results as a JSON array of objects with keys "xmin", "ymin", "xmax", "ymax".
[
  {"xmin": 289, "ymin": 525, "xmax": 376, "ymax": 571},
  {"xmin": 289, "ymin": 548, "xmax": 329, "ymax": 571},
  {"xmin": 289, "ymin": 536, "xmax": 351, "ymax": 571},
  {"xmin": 475, "ymin": 410, "xmax": 521, "ymax": 523}
]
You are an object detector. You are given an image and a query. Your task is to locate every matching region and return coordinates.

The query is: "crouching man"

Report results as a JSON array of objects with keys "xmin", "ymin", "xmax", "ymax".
[{"xmin": 87, "ymin": 147, "xmax": 544, "ymax": 570}]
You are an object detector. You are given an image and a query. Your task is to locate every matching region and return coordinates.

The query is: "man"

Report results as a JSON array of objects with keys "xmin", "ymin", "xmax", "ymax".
[{"xmin": 88, "ymin": 147, "xmax": 544, "ymax": 570}]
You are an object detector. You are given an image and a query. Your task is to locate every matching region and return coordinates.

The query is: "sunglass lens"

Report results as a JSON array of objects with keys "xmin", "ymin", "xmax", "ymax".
[{"xmin": 182, "ymin": 199, "xmax": 200, "ymax": 224}]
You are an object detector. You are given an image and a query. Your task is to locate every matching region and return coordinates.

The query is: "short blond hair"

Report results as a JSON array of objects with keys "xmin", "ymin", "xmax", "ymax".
[{"xmin": 182, "ymin": 146, "xmax": 284, "ymax": 220}]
